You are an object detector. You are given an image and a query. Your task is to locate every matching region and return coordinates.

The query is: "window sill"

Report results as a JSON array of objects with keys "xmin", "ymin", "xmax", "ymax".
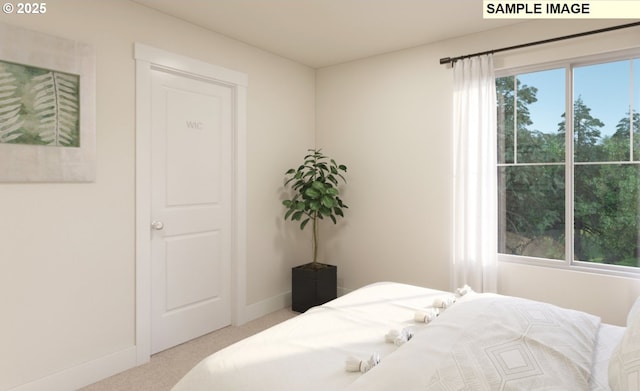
[{"xmin": 498, "ymin": 254, "xmax": 640, "ymax": 279}]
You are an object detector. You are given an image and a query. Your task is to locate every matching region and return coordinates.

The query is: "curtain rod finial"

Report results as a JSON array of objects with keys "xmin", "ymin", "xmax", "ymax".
[{"xmin": 439, "ymin": 57, "xmax": 452, "ymax": 65}]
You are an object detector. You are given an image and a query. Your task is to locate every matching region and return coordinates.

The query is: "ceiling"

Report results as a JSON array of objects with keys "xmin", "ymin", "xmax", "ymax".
[{"xmin": 131, "ymin": 0, "xmax": 523, "ymax": 68}]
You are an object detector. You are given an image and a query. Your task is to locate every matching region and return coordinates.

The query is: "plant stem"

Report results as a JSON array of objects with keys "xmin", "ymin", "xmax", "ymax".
[
  {"xmin": 312, "ymin": 152, "xmax": 319, "ymax": 264},
  {"xmin": 312, "ymin": 213, "xmax": 318, "ymax": 263}
]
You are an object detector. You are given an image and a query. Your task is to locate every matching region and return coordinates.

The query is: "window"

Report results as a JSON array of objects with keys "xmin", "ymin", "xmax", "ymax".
[{"xmin": 497, "ymin": 52, "xmax": 640, "ymax": 272}]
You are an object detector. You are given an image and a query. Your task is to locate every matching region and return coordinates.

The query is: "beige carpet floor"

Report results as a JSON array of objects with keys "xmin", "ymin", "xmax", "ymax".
[{"xmin": 79, "ymin": 308, "xmax": 298, "ymax": 391}]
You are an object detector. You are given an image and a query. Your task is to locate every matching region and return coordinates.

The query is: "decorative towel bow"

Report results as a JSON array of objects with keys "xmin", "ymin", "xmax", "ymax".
[
  {"xmin": 385, "ymin": 327, "xmax": 414, "ymax": 346},
  {"xmin": 456, "ymin": 284, "xmax": 473, "ymax": 297},
  {"xmin": 414, "ymin": 308, "xmax": 439, "ymax": 323},
  {"xmin": 345, "ymin": 353, "xmax": 381, "ymax": 373},
  {"xmin": 433, "ymin": 295, "xmax": 456, "ymax": 309}
]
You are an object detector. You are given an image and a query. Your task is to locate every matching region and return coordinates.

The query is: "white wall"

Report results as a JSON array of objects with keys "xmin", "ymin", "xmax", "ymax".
[
  {"xmin": 0, "ymin": 1, "xmax": 314, "ymax": 390},
  {"xmin": 316, "ymin": 45, "xmax": 453, "ymax": 292},
  {"xmin": 316, "ymin": 20, "xmax": 640, "ymax": 325}
]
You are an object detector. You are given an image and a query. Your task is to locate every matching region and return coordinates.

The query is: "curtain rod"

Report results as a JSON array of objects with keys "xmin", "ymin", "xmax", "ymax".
[{"xmin": 439, "ymin": 21, "xmax": 640, "ymax": 65}]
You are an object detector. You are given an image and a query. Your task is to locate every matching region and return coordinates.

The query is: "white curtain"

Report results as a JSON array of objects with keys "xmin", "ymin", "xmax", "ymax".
[{"xmin": 452, "ymin": 55, "xmax": 498, "ymax": 293}]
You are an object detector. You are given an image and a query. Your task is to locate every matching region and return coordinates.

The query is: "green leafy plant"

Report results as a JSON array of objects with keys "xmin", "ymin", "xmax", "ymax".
[{"xmin": 282, "ymin": 149, "xmax": 348, "ymax": 265}]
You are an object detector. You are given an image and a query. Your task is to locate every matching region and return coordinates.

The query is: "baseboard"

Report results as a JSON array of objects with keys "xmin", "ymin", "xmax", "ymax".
[
  {"xmin": 238, "ymin": 286, "xmax": 350, "ymax": 325},
  {"xmin": 6, "ymin": 346, "xmax": 137, "ymax": 391},
  {"xmin": 338, "ymin": 286, "xmax": 352, "ymax": 297},
  {"xmin": 237, "ymin": 290, "xmax": 292, "ymax": 325}
]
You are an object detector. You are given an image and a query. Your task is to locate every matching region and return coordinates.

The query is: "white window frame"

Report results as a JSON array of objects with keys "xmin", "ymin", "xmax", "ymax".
[{"xmin": 495, "ymin": 48, "xmax": 640, "ymax": 278}]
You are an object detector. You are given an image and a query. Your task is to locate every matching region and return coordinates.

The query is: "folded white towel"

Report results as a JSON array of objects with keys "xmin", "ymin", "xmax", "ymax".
[
  {"xmin": 345, "ymin": 353, "xmax": 381, "ymax": 373},
  {"xmin": 433, "ymin": 295, "xmax": 456, "ymax": 309},
  {"xmin": 414, "ymin": 308, "xmax": 439, "ymax": 323},
  {"xmin": 385, "ymin": 327, "xmax": 414, "ymax": 346},
  {"xmin": 456, "ymin": 284, "xmax": 473, "ymax": 297}
]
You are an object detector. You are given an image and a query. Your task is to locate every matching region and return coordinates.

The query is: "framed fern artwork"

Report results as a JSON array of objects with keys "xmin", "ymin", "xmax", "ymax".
[
  {"xmin": 1, "ymin": 61, "xmax": 80, "ymax": 147},
  {"xmin": 0, "ymin": 22, "xmax": 95, "ymax": 182}
]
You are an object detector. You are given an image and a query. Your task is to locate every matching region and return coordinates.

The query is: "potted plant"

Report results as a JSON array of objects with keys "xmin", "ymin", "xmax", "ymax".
[{"xmin": 282, "ymin": 149, "xmax": 348, "ymax": 312}]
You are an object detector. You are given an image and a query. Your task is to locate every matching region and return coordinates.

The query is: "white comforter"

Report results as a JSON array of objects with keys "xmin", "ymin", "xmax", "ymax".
[
  {"xmin": 346, "ymin": 292, "xmax": 601, "ymax": 391},
  {"xmin": 171, "ymin": 282, "xmax": 603, "ymax": 391}
]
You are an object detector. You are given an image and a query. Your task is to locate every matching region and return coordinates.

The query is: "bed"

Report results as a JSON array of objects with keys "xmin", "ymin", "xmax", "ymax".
[{"xmin": 171, "ymin": 282, "xmax": 639, "ymax": 391}]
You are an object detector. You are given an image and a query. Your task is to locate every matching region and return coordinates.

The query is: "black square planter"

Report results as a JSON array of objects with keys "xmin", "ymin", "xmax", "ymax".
[{"xmin": 291, "ymin": 263, "xmax": 337, "ymax": 313}]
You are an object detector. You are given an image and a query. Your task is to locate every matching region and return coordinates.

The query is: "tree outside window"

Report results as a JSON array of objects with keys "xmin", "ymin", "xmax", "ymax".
[{"xmin": 497, "ymin": 56, "xmax": 640, "ymax": 269}]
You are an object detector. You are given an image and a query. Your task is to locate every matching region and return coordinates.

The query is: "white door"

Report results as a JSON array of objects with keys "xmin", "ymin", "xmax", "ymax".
[{"xmin": 150, "ymin": 67, "xmax": 232, "ymax": 354}]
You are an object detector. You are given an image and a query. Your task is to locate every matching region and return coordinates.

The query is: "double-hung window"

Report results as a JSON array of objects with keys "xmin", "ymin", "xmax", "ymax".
[{"xmin": 496, "ymin": 51, "xmax": 640, "ymax": 273}]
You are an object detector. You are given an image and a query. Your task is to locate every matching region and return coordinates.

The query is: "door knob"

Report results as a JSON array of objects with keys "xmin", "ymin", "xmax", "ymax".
[{"xmin": 151, "ymin": 220, "xmax": 164, "ymax": 230}]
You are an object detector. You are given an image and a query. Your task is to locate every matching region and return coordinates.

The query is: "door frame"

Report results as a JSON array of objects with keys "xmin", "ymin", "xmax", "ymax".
[{"xmin": 134, "ymin": 43, "xmax": 248, "ymax": 364}]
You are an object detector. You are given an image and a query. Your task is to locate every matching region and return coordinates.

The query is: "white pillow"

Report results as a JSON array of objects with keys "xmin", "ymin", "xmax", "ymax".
[{"xmin": 609, "ymin": 297, "xmax": 640, "ymax": 391}]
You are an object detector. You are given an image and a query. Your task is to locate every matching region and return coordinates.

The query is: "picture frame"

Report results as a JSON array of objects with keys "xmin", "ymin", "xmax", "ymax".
[{"xmin": 0, "ymin": 22, "xmax": 96, "ymax": 182}]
